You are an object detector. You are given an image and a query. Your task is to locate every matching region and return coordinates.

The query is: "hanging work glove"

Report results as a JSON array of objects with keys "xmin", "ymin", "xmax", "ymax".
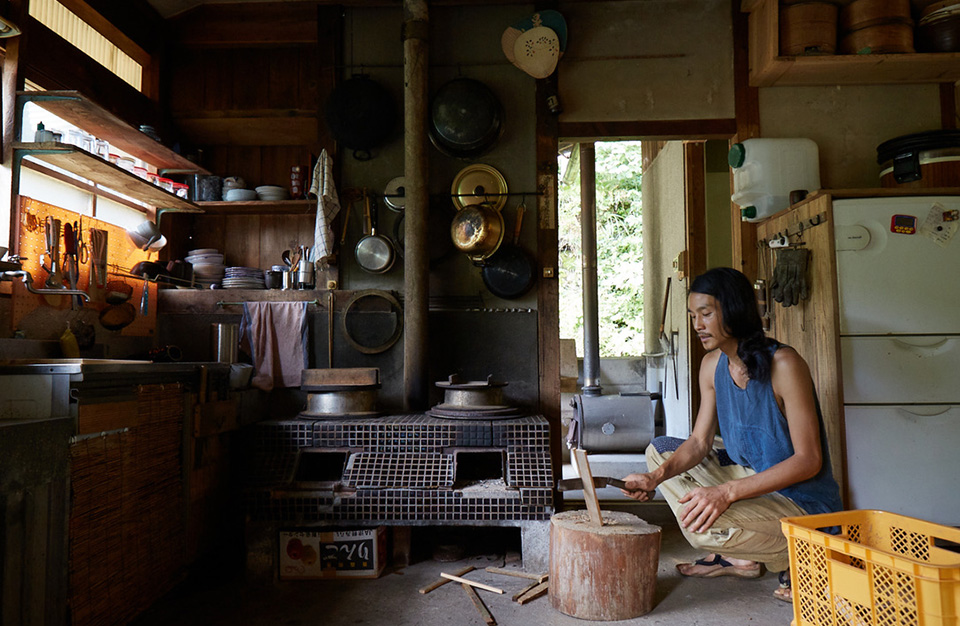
[{"xmin": 770, "ymin": 248, "xmax": 809, "ymax": 307}]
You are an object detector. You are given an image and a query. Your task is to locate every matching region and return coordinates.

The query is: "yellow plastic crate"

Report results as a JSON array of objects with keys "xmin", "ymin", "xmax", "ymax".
[{"xmin": 782, "ymin": 510, "xmax": 960, "ymax": 626}]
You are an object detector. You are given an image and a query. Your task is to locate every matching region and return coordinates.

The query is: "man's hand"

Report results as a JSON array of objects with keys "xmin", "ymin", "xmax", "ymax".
[
  {"xmin": 678, "ymin": 485, "xmax": 732, "ymax": 533},
  {"xmin": 620, "ymin": 473, "xmax": 658, "ymax": 501}
]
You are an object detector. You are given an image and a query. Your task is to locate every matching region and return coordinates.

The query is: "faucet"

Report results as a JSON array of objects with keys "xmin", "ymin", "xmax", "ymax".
[{"xmin": 1, "ymin": 256, "xmax": 90, "ymax": 301}]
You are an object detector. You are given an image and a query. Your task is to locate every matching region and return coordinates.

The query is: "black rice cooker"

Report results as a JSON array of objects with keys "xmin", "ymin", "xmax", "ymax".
[{"xmin": 877, "ymin": 129, "xmax": 960, "ymax": 188}]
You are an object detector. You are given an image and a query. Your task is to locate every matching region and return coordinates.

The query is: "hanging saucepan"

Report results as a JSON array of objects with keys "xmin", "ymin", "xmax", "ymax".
[
  {"xmin": 324, "ymin": 74, "xmax": 397, "ymax": 161},
  {"xmin": 429, "ymin": 77, "xmax": 504, "ymax": 159},
  {"xmin": 450, "ymin": 202, "xmax": 504, "ymax": 262},
  {"xmin": 355, "ymin": 191, "xmax": 395, "ymax": 273},
  {"xmin": 481, "ymin": 202, "xmax": 536, "ymax": 299}
]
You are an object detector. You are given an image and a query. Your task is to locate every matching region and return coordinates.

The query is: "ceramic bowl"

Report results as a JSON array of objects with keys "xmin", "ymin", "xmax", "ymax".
[
  {"xmin": 191, "ymin": 263, "xmax": 227, "ymax": 279},
  {"xmin": 185, "ymin": 253, "xmax": 224, "ymax": 265},
  {"xmin": 225, "ymin": 188, "xmax": 257, "ymax": 202}
]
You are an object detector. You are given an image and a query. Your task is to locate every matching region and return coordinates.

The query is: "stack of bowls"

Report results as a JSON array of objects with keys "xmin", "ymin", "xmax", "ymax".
[
  {"xmin": 185, "ymin": 248, "xmax": 225, "ymax": 288},
  {"xmin": 224, "ymin": 188, "xmax": 257, "ymax": 201},
  {"xmin": 223, "ymin": 176, "xmax": 256, "ymax": 202},
  {"xmin": 256, "ymin": 185, "xmax": 289, "ymax": 201}
]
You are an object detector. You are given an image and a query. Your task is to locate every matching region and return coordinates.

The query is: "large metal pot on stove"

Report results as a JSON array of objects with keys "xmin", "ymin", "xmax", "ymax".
[{"xmin": 450, "ymin": 202, "xmax": 504, "ymax": 262}]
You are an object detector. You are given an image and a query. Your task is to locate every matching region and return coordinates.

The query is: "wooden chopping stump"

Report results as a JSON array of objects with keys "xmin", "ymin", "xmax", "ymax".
[{"xmin": 549, "ymin": 509, "xmax": 661, "ymax": 621}]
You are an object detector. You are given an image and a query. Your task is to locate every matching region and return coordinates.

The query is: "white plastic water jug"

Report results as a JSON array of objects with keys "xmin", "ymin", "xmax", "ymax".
[{"xmin": 729, "ymin": 138, "xmax": 821, "ymax": 222}]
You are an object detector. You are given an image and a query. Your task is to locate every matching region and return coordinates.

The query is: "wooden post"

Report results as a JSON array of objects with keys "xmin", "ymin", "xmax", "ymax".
[{"xmin": 549, "ymin": 510, "xmax": 661, "ymax": 620}]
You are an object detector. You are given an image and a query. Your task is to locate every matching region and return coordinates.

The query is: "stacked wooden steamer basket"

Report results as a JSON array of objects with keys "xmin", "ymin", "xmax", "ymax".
[{"xmin": 779, "ymin": 0, "xmax": 917, "ymax": 56}]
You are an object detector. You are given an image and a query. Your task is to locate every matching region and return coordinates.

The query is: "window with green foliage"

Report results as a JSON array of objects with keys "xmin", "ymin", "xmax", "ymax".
[{"xmin": 558, "ymin": 141, "xmax": 644, "ymax": 357}]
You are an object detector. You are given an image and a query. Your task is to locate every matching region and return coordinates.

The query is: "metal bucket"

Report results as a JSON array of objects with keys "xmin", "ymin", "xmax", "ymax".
[{"xmin": 210, "ymin": 323, "xmax": 239, "ymax": 363}]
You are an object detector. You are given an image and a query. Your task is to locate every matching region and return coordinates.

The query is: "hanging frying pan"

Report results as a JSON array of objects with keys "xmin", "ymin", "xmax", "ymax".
[
  {"xmin": 324, "ymin": 75, "xmax": 397, "ymax": 161},
  {"xmin": 481, "ymin": 202, "xmax": 536, "ymax": 299},
  {"xmin": 429, "ymin": 78, "xmax": 504, "ymax": 159},
  {"xmin": 355, "ymin": 190, "xmax": 395, "ymax": 273}
]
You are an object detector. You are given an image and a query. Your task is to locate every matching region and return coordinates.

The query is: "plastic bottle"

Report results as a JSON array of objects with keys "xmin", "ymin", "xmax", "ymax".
[{"xmin": 728, "ymin": 138, "xmax": 821, "ymax": 222}]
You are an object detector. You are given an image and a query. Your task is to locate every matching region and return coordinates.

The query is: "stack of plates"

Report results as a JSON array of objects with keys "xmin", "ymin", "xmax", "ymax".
[
  {"xmin": 256, "ymin": 185, "xmax": 289, "ymax": 201},
  {"xmin": 222, "ymin": 266, "xmax": 266, "ymax": 289}
]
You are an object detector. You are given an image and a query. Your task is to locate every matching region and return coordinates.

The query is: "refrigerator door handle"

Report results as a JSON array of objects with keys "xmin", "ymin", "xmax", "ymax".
[
  {"xmin": 890, "ymin": 337, "xmax": 954, "ymax": 356},
  {"xmin": 895, "ymin": 405, "xmax": 953, "ymax": 419}
]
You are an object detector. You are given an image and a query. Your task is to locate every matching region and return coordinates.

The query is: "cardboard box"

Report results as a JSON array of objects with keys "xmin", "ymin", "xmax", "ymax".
[{"xmin": 279, "ymin": 527, "xmax": 387, "ymax": 579}]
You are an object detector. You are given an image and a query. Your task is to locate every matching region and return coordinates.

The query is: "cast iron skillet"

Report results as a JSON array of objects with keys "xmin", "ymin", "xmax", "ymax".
[
  {"xmin": 325, "ymin": 75, "xmax": 397, "ymax": 160},
  {"xmin": 481, "ymin": 203, "xmax": 535, "ymax": 299}
]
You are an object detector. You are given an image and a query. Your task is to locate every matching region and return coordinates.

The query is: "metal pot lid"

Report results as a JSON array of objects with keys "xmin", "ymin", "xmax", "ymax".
[
  {"xmin": 429, "ymin": 78, "xmax": 504, "ymax": 158},
  {"xmin": 383, "ymin": 176, "xmax": 406, "ymax": 211},
  {"xmin": 435, "ymin": 374, "xmax": 508, "ymax": 389},
  {"xmin": 451, "ymin": 164, "xmax": 508, "ymax": 211}
]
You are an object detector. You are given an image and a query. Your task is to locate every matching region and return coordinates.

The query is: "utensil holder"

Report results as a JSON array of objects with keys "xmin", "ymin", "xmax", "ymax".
[{"xmin": 296, "ymin": 265, "xmax": 314, "ymax": 289}]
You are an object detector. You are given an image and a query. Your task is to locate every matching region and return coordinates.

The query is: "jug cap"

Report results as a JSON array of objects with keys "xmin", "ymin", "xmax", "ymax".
[{"xmin": 728, "ymin": 143, "xmax": 746, "ymax": 168}]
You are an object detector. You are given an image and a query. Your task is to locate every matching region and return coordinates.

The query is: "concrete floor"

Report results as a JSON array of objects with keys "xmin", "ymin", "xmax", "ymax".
[{"xmin": 132, "ymin": 504, "xmax": 795, "ymax": 626}]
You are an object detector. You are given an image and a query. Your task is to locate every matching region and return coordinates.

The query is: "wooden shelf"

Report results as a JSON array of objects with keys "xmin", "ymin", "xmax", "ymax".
[
  {"xmin": 746, "ymin": 0, "xmax": 960, "ymax": 87},
  {"xmin": 17, "ymin": 91, "xmax": 210, "ymax": 174},
  {"xmin": 195, "ymin": 200, "xmax": 314, "ymax": 215},
  {"xmin": 158, "ymin": 287, "xmax": 333, "ymax": 314},
  {"xmin": 14, "ymin": 143, "xmax": 202, "ymax": 212}
]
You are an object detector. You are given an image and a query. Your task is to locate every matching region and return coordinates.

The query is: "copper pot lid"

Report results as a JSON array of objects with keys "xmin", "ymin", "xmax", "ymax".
[{"xmin": 451, "ymin": 164, "xmax": 508, "ymax": 211}]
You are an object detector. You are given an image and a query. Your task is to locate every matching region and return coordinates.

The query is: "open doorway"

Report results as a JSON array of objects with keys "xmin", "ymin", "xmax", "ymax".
[{"xmin": 557, "ymin": 139, "xmax": 733, "ymax": 496}]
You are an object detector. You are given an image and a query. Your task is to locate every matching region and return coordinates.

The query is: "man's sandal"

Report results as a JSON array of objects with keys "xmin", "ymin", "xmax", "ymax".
[
  {"xmin": 676, "ymin": 554, "xmax": 763, "ymax": 579},
  {"xmin": 773, "ymin": 570, "xmax": 792, "ymax": 602}
]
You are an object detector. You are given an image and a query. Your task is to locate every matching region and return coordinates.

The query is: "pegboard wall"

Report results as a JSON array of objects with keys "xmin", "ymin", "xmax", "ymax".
[{"xmin": 14, "ymin": 197, "xmax": 157, "ymax": 336}]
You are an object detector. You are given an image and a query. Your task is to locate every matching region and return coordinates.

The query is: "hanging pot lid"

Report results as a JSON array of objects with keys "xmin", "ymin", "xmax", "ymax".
[
  {"xmin": 514, "ymin": 26, "xmax": 560, "ymax": 79},
  {"xmin": 429, "ymin": 78, "xmax": 504, "ymax": 158},
  {"xmin": 324, "ymin": 74, "xmax": 397, "ymax": 160},
  {"xmin": 451, "ymin": 164, "xmax": 508, "ymax": 211},
  {"xmin": 502, "ymin": 10, "xmax": 568, "ymax": 68},
  {"xmin": 383, "ymin": 176, "xmax": 407, "ymax": 211}
]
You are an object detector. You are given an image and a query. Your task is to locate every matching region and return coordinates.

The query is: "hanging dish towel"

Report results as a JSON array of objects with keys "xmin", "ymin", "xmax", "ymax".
[
  {"xmin": 310, "ymin": 149, "xmax": 341, "ymax": 264},
  {"xmin": 240, "ymin": 301, "xmax": 308, "ymax": 391}
]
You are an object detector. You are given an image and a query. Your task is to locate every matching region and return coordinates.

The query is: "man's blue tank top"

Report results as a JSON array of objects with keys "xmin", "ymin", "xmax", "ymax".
[{"xmin": 714, "ymin": 348, "xmax": 842, "ymax": 516}]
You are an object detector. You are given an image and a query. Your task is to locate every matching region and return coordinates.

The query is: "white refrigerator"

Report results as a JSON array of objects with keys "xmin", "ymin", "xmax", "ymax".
[{"xmin": 833, "ymin": 195, "xmax": 960, "ymax": 526}]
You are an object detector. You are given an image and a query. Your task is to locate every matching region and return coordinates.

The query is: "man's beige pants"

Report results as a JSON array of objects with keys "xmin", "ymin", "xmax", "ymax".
[{"xmin": 646, "ymin": 441, "xmax": 807, "ymax": 572}]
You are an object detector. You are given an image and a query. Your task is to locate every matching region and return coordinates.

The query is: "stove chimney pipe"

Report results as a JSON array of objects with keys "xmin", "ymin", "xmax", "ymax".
[
  {"xmin": 580, "ymin": 143, "xmax": 601, "ymax": 396},
  {"xmin": 402, "ymin": 0, "xmax": 430, "ymax": 410}
]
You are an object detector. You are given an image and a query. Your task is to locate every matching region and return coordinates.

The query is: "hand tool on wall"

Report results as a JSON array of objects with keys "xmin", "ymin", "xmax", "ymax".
[
  {"xmin": 41, "ymin": 216, "xmax": 64, "ymax": 289},
  {"xmin": 63, "ymin": 222, "xmax": 79, "ymax": 309}
]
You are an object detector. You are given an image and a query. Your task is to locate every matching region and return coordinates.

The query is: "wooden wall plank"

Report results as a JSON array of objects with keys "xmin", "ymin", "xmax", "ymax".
[
  {"xmin": 756, "ymin": 194, "xmax": 846, "ymax": 501},
  {"xmin": 732, "ymin": 3, "xmax": 760, "ymax": 280},
  {"xmin": 170, "ymin": 3, "xmax": 318, "ymax": 46},
  {"xmin": 684, "ymin": 141, "xmax": 708, "ymax": 415},
  {"xmin": 223, "ymin": 214, "xmax": 261, "ymax": 268}
]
